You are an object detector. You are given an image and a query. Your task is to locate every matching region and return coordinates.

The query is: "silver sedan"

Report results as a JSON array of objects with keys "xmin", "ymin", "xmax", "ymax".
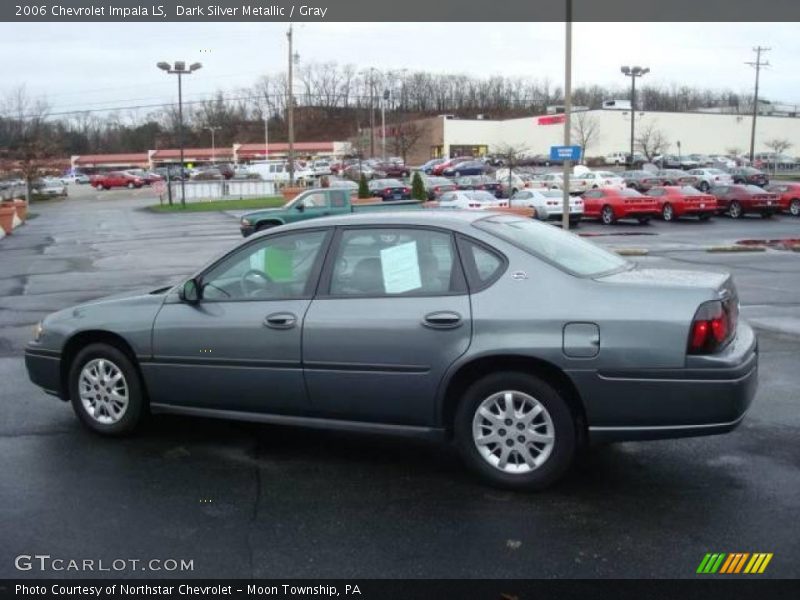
[{"xmin": 25, "ymin": 211, "xmax": 757, "ymax": 490}]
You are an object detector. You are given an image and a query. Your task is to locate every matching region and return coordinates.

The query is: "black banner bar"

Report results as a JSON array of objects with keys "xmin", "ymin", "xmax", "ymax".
[
  {"xmin": 2, "ymin": 580, "xmax": 800, "ymax": 600},
  {"xmin": 4, "ymin": 0, "xmax": 800, "ymax": 22}
]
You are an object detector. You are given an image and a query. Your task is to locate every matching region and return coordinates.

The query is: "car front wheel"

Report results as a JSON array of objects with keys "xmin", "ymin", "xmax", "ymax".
[
  {"xmin": 789, "ymin": 198, "xmax": 800, "ymax": 216},
  {"xmin": 455, "ymin": 371, "xmax": 577, "ymax": 490},
  {"xmin": 68, "ymin": 343, "xmax": 145, "ymax": 436},
  {"xmin": 729, "ymin": 200, "xmax": 743, "ymax": 219},
  {"xmin": 662, "ymin": 203, "xmax": 674, "ymax": 221}
]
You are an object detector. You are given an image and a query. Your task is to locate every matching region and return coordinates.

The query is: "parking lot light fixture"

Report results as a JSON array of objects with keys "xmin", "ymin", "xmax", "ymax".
[
  {"xmin": 621, "ymin": 65, "xmax": 649, "ymax": 167},
  {"xmin": 156, "ymin": 60, "xmax": 202, "ymax": 207}
]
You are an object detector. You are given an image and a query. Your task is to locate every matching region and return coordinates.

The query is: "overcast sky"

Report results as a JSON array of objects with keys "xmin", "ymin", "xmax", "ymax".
[{"xmin": 1, "ymin": 22, "xmax": 798, "ymax": 116}]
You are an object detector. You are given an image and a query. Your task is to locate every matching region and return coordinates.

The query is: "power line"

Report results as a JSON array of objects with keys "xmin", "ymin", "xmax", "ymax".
[{"xmin": 746, "ymin": 46, "xmax": 770, "ymax": 163}]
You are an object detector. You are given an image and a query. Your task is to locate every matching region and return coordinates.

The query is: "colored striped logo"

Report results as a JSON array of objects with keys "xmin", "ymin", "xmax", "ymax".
[{"xmin": 697, "ymin": 553, "xmax": 773, "ymax": 574}]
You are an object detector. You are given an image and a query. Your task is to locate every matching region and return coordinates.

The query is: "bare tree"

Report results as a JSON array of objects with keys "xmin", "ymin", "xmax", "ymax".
[
  {"xmin": 493, "ymin": 143, "xmax": 529, "ymax": 196},
  {"xmin": 635, "ymin": 122, "xmax": 670, "ymax": 162},
  {"xmin": 571, "ymin": 111, "xmax": 601, "ymax": 163},
  {"xmin": 725, "ymin": 146, "xmax": 742, "ymax": 157},
  {"xmin": 763, "ymin": 139, "xmax": 793, "ymax": 173},
  {"xmin": 389, "ymin": 119, "xmax": 425, "ymax": 163}
]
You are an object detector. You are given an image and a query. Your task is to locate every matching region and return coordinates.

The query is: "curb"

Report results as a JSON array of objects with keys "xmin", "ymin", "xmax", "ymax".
[
  {"xmin": 706, "ymin": 245, "xmax": 767, "ymax": 253},
  {"xmin": 614, "ymin": 248, "xmax": 649, "ymax": 256}
]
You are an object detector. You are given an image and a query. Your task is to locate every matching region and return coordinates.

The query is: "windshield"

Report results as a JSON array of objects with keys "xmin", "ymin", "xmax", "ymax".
[{"xmin": 475, "ymin": 216, "xmax": 631, "ymax": 277}]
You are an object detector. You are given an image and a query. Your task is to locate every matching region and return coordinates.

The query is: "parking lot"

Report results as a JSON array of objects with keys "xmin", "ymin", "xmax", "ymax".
[{"xmin": 1, "ymin": 189, "xmax": 799, "ymax": 578}]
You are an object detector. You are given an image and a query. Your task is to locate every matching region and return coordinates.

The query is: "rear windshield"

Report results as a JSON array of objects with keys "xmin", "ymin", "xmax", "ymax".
[
  {"xmin": 475, "ymin": 216, "xmax": 630, "ymax": 277},
  {"xmin": 745, "ymin": 185, "xmax": 768, "ymax": 194}
]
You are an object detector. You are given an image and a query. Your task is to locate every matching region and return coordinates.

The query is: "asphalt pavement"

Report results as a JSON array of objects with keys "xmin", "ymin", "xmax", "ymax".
[{"xmin": 1, "ymin": 188, "xmax": 799, "ymax": 578}]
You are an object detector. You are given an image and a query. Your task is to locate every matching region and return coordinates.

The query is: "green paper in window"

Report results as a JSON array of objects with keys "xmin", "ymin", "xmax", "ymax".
[{"xmin": 264, "ymin": 247, "xmax": 293, "ymax": 281}]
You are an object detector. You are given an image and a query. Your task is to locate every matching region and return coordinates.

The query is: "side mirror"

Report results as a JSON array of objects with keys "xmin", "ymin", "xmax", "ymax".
[
  {"xmin": 296, "ymin": 203, "xmax": 305, "ymax": 212},
  {"xmin": 179, "ymin": 278, "xmax": 202, "ymax": 304}
]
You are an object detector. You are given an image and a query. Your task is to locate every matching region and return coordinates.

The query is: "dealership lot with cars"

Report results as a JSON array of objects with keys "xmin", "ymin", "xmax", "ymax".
[{"xmin": 1, "ymin": 189, "xmax": 799, "ymax": 576}]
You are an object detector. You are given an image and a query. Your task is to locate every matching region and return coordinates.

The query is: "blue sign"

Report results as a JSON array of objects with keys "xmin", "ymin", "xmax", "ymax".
[{"xmin": 549, "ymin": 145, "xmax": 582, "ymax": 161}]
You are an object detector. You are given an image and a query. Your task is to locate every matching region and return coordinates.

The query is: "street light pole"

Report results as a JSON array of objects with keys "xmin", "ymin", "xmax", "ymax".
[
  {"xmin": 204, "ymin": 126, "xmax": 220, "ymax": 163},
  {"xmin": 621, "ymin": 65, "xmax": 649, "ymax": 166},
  {"xmin": 561, "ymin": 0, "xmax": 572, "ymax": 231},
  {"xmin": 264, "ymin": 112, "xmax": 269, "ymax": 160},
  {"xmin": 746, "ymin": 46, "xmax": 770, "ymax": 164},
  {"xmin": 287, "ymin": 24, "xmax": 295, "ymax": 185},
  {"xmin": 157, "ymin": 60, "xmax": 202, "ymax": 208}
]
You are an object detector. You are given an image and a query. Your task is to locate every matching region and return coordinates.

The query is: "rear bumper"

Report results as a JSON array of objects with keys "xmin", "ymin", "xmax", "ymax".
[
  {"xmin": 25, "ymin": 347, "xmax": 64, "ymax": 399},
  {"xmin": 572, "ymin": 322, "xmax": 758, "ymax": 442}
]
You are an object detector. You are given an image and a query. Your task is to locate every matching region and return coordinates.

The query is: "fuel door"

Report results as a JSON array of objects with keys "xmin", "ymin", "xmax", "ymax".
[{"xmin": 563, "ymin": 322, "xmax": 600, "ymax": 358}]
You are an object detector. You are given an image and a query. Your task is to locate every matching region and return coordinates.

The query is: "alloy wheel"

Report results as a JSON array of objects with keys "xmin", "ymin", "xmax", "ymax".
[
  {"xmin": 662, "ymin": 203, "xmax": 674, "ymax": 221},
  {"xmin": 791, "ymin": 199, "xmax": 800, "ymax": 216},
  {"xmin": 729, "ymin": 201, "xmax": 742, "ymax": 218},
  {"xmin": 78, "ymin": 358, "xmax": 129, "ymax": 425},
  {"xmin": 472, "ymin": 390, "xmax": 555, "ymax": 474},
  {"xmin": 601, "ymin": 206, "xmax": 615, "ymax": 225}
]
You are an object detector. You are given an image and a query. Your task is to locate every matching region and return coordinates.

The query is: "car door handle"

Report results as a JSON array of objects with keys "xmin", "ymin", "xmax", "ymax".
[
  {"xmin": 422, "ymin": 311, "xmax": 463, "ymax": 329},
  {"xmin": 264, "ymin": 312, "xmax": 297, "ymax": 329}
]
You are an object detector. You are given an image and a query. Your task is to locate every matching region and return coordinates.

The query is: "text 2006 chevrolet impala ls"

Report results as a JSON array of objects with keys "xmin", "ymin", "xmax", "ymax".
[{"xmin": 25, "ymin": 212, "xmax": 757, "ymax": 489}]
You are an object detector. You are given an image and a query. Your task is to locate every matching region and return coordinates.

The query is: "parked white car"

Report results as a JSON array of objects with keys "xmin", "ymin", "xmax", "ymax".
[
  {"xmin": 509, "ymin": 189, "xmax": 583, "ymax": 223},
  {"xmin": 37, "ymin": 178, "xmax": 68, "ymax": 196},
  {"xmin": 540, "ymin": 172, "xmax": 592, "ymax": 194},
  {"xmin": 60, "ymin": 173, "xmax": 90, "ymax": 185},
  {"xmin": 248, "ymin": 160, "xmax": 315, "ymax": 183},
  {"xmin": 709, "ymin": 156, "xmax": 737, "ymax": 170},
  {"xmin": 580, "ymin": 170, "xmax": 626, "ymax": 190},
  {"xmin": 687, "ymin": 168, "xmax": 734, "ymax": 191},
  {"xmin": 312, "ymin": 160, "xmax": 332, "ymax": 176},
  {"xmin": 437, "ymin": 190, "xmax": 507, "ymax": 210},
  {"xmin": 604, "ymin": 152, "xmax": 628, "ymax": 166}
]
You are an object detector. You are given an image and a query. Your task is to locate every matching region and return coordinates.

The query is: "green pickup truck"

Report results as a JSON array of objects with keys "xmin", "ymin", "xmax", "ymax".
[{"xmin": 239, "ymin": 188, "xmax": 422, "ymax": 237}]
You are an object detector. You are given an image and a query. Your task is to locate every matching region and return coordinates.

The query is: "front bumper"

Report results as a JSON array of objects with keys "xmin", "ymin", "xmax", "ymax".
[
  {"xmin": 240, "ymin": 223, "xmax": 256, "ymax": 237},
  {"xmin": 571, "ymin": 321, "xmax": 758, "ymax": 442},
  {"xmin": 25, "ymin": 347, "xmax": 64, "ymax": 399}
]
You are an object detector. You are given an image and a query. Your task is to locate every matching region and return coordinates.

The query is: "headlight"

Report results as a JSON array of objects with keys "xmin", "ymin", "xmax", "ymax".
[
  {"xmin": 33, "ymin": 321, "xmax": 44, "ymax": 342},
  {"xmin": 241, "ymin": 218, "xmax": 252, "ymax": 226}
]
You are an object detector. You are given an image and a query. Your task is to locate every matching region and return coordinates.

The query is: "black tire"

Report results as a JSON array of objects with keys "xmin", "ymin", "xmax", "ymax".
[
  {"xmin": 789, "ymin": 198, "xmax": 800, "ymax": 216},
  {"xmin": 256, "ymin": 221, "xmax": 278, "ymax": 233},
  {"xmin": 103, "ymin": 185, "xmax": 111, "ymax": 191},
  {"xmin": 68, "ymin": 343, "xmax": 145, "ymax": 436},
  {"xmin": 601, "ymin": 205, "xmax": 615, "ymax": 225},
  {"xmin": 699, "ymin": 181, "xmax": 710, "ymax": 192},
  {"xmin": 661, "ymin": 202, "xmax": 674, "ymax": 221},
  {"xmin": 454, "ymin": 371, "xmax": 577, "ymax": 491},
  {"xmin": 729, "ymin": 200, "xmax": 743, "ymax": 219}
]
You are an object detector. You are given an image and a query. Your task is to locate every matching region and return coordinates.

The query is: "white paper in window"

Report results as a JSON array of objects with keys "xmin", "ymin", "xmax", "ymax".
[{"xmin": 380, "ymin": 241, "xmax": 421, "ymax": 293}]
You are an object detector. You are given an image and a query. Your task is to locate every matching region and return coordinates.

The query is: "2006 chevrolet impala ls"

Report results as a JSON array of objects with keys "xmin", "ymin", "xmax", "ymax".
[{"xmin": 25, "ymin": 211, "xmax": 757, "ymax": 489}]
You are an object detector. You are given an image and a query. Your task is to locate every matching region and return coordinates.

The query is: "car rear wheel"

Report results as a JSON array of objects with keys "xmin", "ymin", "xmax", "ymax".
[
  {"xmin": 728, "ymin": 201, "xmax": 743, "ymax": 219},
  {"xmin": 662, "ymin": 203, "xmax": 674, "ymax": 221},
  {"xmin": 601, "ymin": 205, "xmax": 616, "ymax": 225},
  {"xmin": 699, "ymin": 181, "xmax": 710, "ymax": 192},
  {"xmin": 68, "ymin": 343, "xmax": 145, "ymax": 436},
  {"xmin": 127, "ymin": 182, "xmax": 135, "ymax": 189},
  {"xmin": 455, "ymin": 371, "xmax": 577, "ymax": 490},
  {"xmin": 790, "ymin": 198, "xmax": 800, "ymax": 216}
]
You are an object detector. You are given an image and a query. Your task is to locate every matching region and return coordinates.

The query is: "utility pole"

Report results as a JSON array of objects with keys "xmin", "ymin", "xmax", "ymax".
[
  {"xmin": 287, "ymin": 24, "xmax": 295, "ymax": 185},
  {"xmin": 621, "ymin": 66, "xmax": 650, "ymax": 165},
  {"xmin": 264, "ymin": 112, "xmax": 269, "ymax": 160},
  {"xmin": 746, "ymin": 46, "xmax": 770, "ymax": 164},
  {"xmin": 561, "ymin": 0, "xmax": 572, "ymax": 231},
  {"xmin": 369, "ymin": 68, "xmax": 376, "ymax": 158},
  {"xmin": 381, "ymin": 89, "xmax": 389, "ymax": 161}
]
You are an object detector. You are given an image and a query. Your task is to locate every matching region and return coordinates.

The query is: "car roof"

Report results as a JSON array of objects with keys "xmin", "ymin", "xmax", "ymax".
[{"xmin": 272, "ymin": 210, "xmax": 491, "ymax": 234}]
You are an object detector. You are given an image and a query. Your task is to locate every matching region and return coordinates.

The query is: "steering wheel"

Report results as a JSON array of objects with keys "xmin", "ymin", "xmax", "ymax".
[{"xmin": 239, "ymin": 269, "xmax": 273, "ymax": 297}]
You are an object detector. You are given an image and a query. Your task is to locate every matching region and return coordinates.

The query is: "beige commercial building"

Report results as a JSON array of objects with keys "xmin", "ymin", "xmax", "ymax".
[{"xmin": 397, "ymin": 109, "xmax": 800, "ymax": 164}]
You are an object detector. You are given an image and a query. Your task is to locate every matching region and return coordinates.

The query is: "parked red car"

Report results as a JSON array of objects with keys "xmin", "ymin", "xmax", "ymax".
[
  {"xmin": 91, "ymin": 171, "xmax": 145, "ymax": 190},
  {"xmin": 645, "ymin": 186, "xmax": 717, "ymax": 221},
  {"xmin": 432, "ymin": 156, "xmax": 472, "ymax": 176},
  {"xmin": 765, "ymin": 182, "xmax": 800, "ymax": 216},
  {"xmin": 710, "ymin": 184, "xmax": 780, "ymax": 218},
  {"xmin": 582, "ymin": 187, "xmax": 660, "ymax": 225},
  {"xmin": 372, "ymin": 161, "xmax": 411, "ymax": 178}
]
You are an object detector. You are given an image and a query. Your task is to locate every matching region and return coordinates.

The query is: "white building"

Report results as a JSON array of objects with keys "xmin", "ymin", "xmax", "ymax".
[{"xmin": 409, "ymin": 110, "xmax": 800, "ymax": 162}]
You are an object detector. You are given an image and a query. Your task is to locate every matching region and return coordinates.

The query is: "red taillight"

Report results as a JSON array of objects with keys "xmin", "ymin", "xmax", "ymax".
[
  {"xmin": 688, "ymin": 299, "xmax": 735, "ymax": 354},
  {"xmin": 433, "ymin": 186, "xmax": 440, "ymax": 193},
  {"xmin": 384, "ymin": 188, "xmax": 391, "ymax": 194},
  {"xmin": 403, "ymin": 187, "xmax": 409, "ymax": 193}
]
